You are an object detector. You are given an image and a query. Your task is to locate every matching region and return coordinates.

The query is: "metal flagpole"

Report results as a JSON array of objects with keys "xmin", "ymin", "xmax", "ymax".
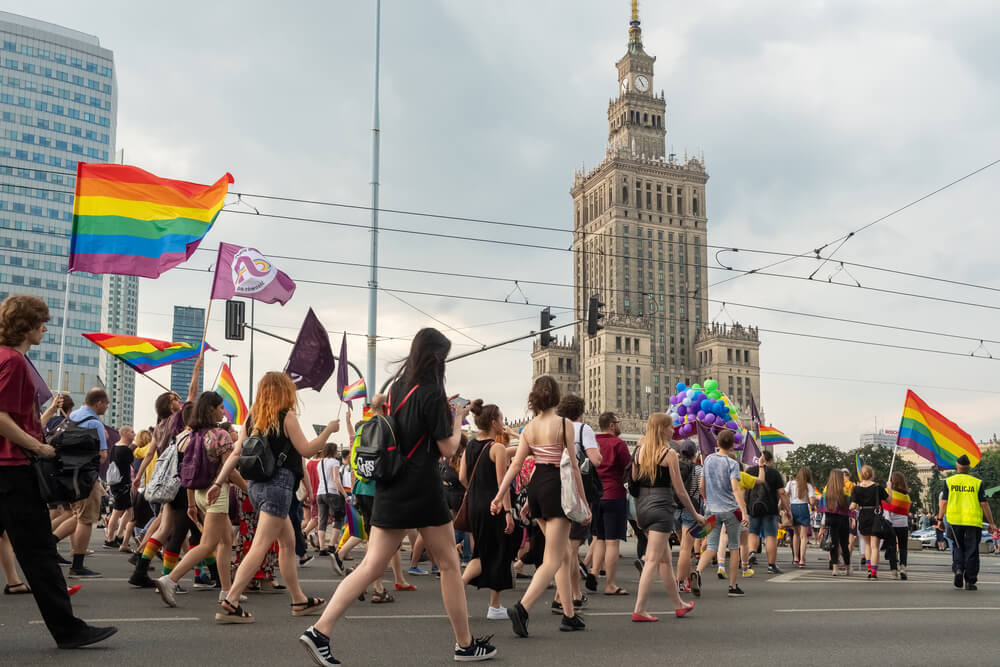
[
  {"xmin": 248, "ymin": 300, "xmax": 255, "ymax": 404},
  {"xmin": 56, "ymin": 273, "xmax": 71, "ymax": 392},
  {"xmin": 888, "ymin": 441, "xmax": 899, "ymax": 479},
  {"xmin": 366, "ymin": 0, "xmax": 382, "ymax": 394}
]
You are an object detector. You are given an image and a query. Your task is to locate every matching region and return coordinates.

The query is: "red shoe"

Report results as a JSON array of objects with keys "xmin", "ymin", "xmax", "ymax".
[
  {"xmin": 394, "ymin": 583, "xmax": 416, "ymax": 591},
  {"xmin": 67, "ymin": 585, "xmax": 82, "ymax": 596},
  {"xmin": 631, "ymin": 612, "xmax": 659, "ymax": 622},
  {"xmin": 675, "ymin": 601, "xmax": 694, "ymax": 618}
]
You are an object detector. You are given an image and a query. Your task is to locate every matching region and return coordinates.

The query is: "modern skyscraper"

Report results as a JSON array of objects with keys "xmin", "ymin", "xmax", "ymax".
[
  {"xmin": 531, "ymin": 8, "xmax": 762, "ymax": 437},
  {"xmin": 171, "ymin": 306, "xmax": 204, "ymax": 397},
  {"xmin": 101, "ymin": 272, "xmax": 137, "ymax": 427},
  {"xmin": 0, "ymin": 12, "xmax": 117, "ymax": 401}
]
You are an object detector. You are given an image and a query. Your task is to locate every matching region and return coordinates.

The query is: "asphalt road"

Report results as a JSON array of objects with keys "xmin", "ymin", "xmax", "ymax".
[{"xmin": 2, "ymin": 535, "xmax": 998, "ymax": 666}]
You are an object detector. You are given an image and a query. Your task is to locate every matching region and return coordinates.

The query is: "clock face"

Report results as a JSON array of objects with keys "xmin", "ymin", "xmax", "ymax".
[
  {"xmin": 621, "ymin": 79, "xmax": 629, "ymax": 94},
  {"xmin": 635, "ymin": 75, "xmax": 649, "ymax": 92}
]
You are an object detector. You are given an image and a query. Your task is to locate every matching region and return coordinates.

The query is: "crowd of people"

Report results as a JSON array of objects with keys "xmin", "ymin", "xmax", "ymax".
[{"xmin": 0, "ymin": 294, "xmax": 996, "ymax": 664}]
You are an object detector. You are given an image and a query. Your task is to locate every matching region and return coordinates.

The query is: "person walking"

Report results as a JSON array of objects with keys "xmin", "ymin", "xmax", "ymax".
[
  {"xmin": 745, "ymin": 450, "xmax": 789, "ymax": 575},
  {"xmin": 937, "ymin": 455, "xmax": 996, "ymax": 591},
  {"xmin": 492, "ymin": 375, "xmax": 589, "ymax": 638},
  {"xmin": 674, "ymin": 440, "xmax": 703, "ymax": 590},
  {"xmin": 461, "ymin": 399, "xmax": 517, "ymax": 620},
  {"xmin": 591, "ymin": 411, "xmax": 630, "ymax": 596},
  {"xmin": 784, "ymin": 467, "xmax": 815, "ymax": 569},
  {"xmin": 314, "ymin": 442, "xmax": 347, "ymax": 558},
  {"xmin": 0, "ymin": 294, "xmax": 116, "ymax": 649},
  {"xmin": 104, "ymin": 425, "xmax": 135, "ymax": 548},
  {"xmin": 692, "ymin": 429, "xmax": 749, "ymax": 598},
  {"xmin": 883, "ymin": 471, "xmax": 911, "ymax": 580},
  {"xmin": 630, "ymin": 413, "xmax": 703, "ymax": 622},
  {"xmin": 299, "ymin": 329, "xmax": 497, "ymax": 664},
  {"xmin": 820, "ymin": 469, "xmax": 852, "ymax": 576},
  {"xmin": 849, "ymin": 465, "xmax": 888, "ymax": 579}
]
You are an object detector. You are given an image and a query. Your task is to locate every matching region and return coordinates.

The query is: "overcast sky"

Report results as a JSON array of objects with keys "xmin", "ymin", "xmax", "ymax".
[{"xmin": 11, "ymin": 1, "xmax": 999, "ymax": 453}]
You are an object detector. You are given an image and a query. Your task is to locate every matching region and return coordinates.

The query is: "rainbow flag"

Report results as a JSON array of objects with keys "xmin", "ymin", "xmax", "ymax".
[
  {"xmin": 689, "ymin": 514, "xmax": 717, "ymax": 539},
  {"xmin": 214, "ymin": 363, "xmax": 248, "ymax": 425},
  {"xmin": 69, "ymin": 163, "xmax": 233, "ymax": 278},
  {"xmin": 344, "ymin": 500, "xmax": 367, "ymax": 540},
  {"xmin": 341, "ymin": 378, "xmax": 367, "ymax": 403},
  {"xmin": 855, "ymin": 453, "xmax": 863, "ymax": 480},
  {"xmin": 881, "ymin": 490, "xmax": 911, "ymax": 516},
  {"xmin": 758, "ymin": 425, "xmax": 793, "ymax": 446},
  {"xmin": 83, "ymin": 333, "xmax": 211, "ymax": 373},
  {"xmin": 897, "ymin": 390, "xmax": 980, "ymax": 469}
]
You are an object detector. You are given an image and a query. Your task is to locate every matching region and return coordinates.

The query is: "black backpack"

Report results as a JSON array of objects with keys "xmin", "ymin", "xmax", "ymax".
[
  {"xmin": 576, "ymin": 425, "xmax": 604, "ymax": 505},
  {"xmin": 43, "ymin": 416, "xmax": 102, "ymax": 502},
  {"xmin": 747, "ymin": 468, "xmax": 771, "ymax": 518},
  {"xmin": 237, "ymin": 410, "xmax": 291, "ymax": 482},
  {"xmin": 354, "ymin": 384, "xmax": 423, "ymax": 483}
]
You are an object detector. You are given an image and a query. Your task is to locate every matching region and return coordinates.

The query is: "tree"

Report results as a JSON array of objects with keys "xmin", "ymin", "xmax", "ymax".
[
  {"xmin": 927, "ymin": 467, "xmax": 945, "ymax": 512},
  {"xmin": 783, "ymin": 444, "xmax": 843, "ymax": 489},
  {"xmin": 973, "ymin": 450, "xmax": 1000, "ymax": 521}
]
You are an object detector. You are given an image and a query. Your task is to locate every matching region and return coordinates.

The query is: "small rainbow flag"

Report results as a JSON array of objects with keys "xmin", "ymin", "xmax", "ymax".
[
  {"xmin": 897, "ymin": 389, "xmax": 981, "ymax": 469},
  {"xmin": 344, "ymin": 500, "xmax": 367, "ymax": 540},
  {"xmin": 362, "ymin": 406, "xmax": 374, "ymax": 422},
  {"xmin": 341, "ymin": 377, "xmax": 367, "ymax": 403},
  {"xmin": 83, "ymin": 333, "xmax": 212, "ymax": 373},
  {"xmin": 69, "ymin": 163, "xmax": 233, "ymax": 278},
  {"xmin": 881, "ymin": 490, "xmax": 911, "ymax": 516},
  {"xmin": 214, "ymin": 363, "xmax": 248, "ymax": 425},
  {"xmin": 758, "ymin": 425, "xmax": 793, "ymax": 446},
  {"xmin": 690, "ymin": 514, "xmax": 717, "ymax": 539},
  {"xmin": 855, "ymin": 453, "xmax": 863, "ymax": 480}
]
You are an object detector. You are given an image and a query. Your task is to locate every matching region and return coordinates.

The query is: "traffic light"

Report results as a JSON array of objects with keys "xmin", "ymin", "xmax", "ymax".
[
  {"xmin": 225, "ymin": 300, "xmax": 245, "ymax": 340},
  {"xmin": 587, "ymin": 295, "xmax": 604, "ymax": 336},
  {"xmin": 540, "ymin": 307, "xmax": 555, "ymax": 347}
]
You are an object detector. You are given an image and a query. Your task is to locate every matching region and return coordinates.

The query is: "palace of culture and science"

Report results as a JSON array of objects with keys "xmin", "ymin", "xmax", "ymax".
[{"xmin": 531, "ymin": 6, "xmax": 762, "ymax": 437}]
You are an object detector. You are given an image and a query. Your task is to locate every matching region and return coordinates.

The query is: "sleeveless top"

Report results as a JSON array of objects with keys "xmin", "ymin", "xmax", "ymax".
[
  {"xmin": 635, "ymin": 448, "xmax": 673, "ymax": 489},
  {"xmin": 529, "ymin": 417, "xmax": 569, "ymax": 465},
  {"xmin": 248, "ymin": 409, "xmax": 303, "ymax": 480}
]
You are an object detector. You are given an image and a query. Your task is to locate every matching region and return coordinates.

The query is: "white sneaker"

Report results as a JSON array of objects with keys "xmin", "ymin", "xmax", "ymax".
[
  {"xmin": 486, "ymin": 605, "xmax": 508, "ymax": 620},
  {"xmin": 154, "ymin": 575, "xmax": 177, "ymax": 607}
]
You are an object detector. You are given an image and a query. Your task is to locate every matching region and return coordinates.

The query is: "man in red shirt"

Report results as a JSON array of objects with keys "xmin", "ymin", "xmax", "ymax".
[
  {"xmin": 0, "ymin": 295, "xmax": 116, "ymax": 649},
  {"xmin": 592, "ymin": 412, "xmax": 632, "ymax": 596}
]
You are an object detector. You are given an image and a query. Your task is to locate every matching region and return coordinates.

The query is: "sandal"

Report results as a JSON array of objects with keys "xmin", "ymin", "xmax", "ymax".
[
  {"xmin": 291, "ymin": 596, "xmax": 326, "ymax": 616},
  {"xmin": 4, "ymin": 583, "xmax": 31, "ymax": 595},
  {"xmin": 215, "ymin": 599, "xmax": 255, "ymax": 624},
  {"xmin": 604, "ymin": 587, "xmax": 629, "ymax": 596},
  {"xmin": 371, "ymin": 590, "xmax": 395, "ymax": 604},
  {"xmin": 394, "ymin": 583, "xmax": 416, "ymax": 591}
]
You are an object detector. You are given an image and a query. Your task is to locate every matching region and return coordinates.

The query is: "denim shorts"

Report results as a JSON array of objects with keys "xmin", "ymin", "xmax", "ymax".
[
  {"xmin": 706, "ymin": 510, "xmax": 741, "ymax": 552},
  {"xmin": 749, "ymin": 514, "xmax": 779, "ymax": 539},
  {"xmin": 790, "ymin": 503, "xmax": 811, "ymax": 527},
  {"xmin": 248, "ymin": 467, "xmax": 296, "ymax": 519},
  {"xmin": 677, "ymin": 507, "xmax": 699, "ymax": 530}
]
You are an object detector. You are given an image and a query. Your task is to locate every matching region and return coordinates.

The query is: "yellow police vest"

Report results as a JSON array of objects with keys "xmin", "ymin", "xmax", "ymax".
[{"xmin": 945, "ymin": 474, "xmax": 983, "ymax": 527}]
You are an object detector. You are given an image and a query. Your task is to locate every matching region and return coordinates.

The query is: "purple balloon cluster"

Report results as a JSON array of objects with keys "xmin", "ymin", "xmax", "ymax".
[{"xmin": 668, "ymin": 379, "xmax": 745, "ymax": 444}]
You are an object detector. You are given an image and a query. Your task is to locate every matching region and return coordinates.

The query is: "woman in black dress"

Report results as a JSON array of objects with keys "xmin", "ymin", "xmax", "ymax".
[
  {"xmin": 461, "ymin": 400, "xmax": 517, "ymax": 621},
  {"xmin": 849, "ymin": 464, "xmax": 889, "ymax": 579},
  {"xmin": 299, "ymin": 328, "xmax": 497, "ymax": 665}
]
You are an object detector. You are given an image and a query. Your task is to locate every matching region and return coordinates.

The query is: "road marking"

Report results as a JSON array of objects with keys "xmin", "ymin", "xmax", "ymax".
[
  {"xmin": 775, "ymin": 607, "xmax": 1000, "ymax": 613},
  {"xmin": 768, "ymin": 570, "xmax": 806, "ymax": 583},
  {"xmin": 30, "ymin": 617, "xmax": 199, "ymax": 624},
  {"xmin": 343, "ymin": 610, "xmax": 680, "ymax": 620}
]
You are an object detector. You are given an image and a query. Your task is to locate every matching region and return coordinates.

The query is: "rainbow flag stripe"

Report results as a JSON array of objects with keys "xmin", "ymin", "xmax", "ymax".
[
  {"xmin": 898, "ymin": 389, "xmax": 981, "ymax": 469},
  {"xmin": 69, "ymin": 163, "xmax": 234, "ymax": 278},
  {"xmin": 690, "ymin": 514, "xmax": 717, "ymax": 539},
  {"xmin": 758, "ymin": 425, "xmax": 793, "ymax": 446},
  {"xmin": 882, "ymin": 490, "xmax": 911, "ymax": 516},
  {"xmin": 342, "ymin": 378, "xmax": 367, "ymax": 403},
  {"xmin": 83, "ymin": 333, "xmax": 210, "ymax": 373},
  {"xmin": 344, "ymin": 499, "xmax": 367, "ymax": 540},
  {"xmin": 214, "ymin": 363, "xmax": 248, "ymax": 425}
]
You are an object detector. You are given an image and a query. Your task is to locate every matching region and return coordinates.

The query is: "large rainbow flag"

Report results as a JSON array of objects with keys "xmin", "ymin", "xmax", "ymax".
[
  {"xmin": 69, "ymin": 163, "xmax": 233, "ymax": 278},
  {"xmin": 214, "ymin": 363, "xmax": 248, "ymax": 425},
  {"xmin": 897, "ymin": 389, "xmax": 980, "ymax": 469},
  {"xmin": 83, "ymin": 333, "xmax": 211, "ymax": 373},
  {"xmin": 758, "ymin": 425, "xmax": 793, "ymax": 446}
]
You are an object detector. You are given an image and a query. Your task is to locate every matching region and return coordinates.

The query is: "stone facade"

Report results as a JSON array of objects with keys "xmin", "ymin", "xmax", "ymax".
[{"xmin": 530, "ymin": 9, "xmax": 761, "ymax": 439}]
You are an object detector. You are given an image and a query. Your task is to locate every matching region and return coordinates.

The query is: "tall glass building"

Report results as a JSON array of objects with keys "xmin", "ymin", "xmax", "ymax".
[
  {"xmin": 170, "ymin": 306, "xmax": 204, "ymax": 398},
  {"xmin": 0, "ymin": 12, "xmax": 127, "ymax": 415}
]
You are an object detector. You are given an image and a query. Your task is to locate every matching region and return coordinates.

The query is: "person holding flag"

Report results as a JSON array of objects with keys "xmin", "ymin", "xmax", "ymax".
[{"xmin": 937, "ymin": 455, "xmax": 997, "ymax": 591}]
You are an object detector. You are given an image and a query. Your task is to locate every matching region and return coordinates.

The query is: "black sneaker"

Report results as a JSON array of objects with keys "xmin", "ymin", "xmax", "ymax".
[
  {"xmin": 900, "ymin": 571, "xmax": 908, "ymax": 581},
  {"xmin": 634, "ymin": 559, "xmax": 644, "ymax": 574},
  {"xmin": 748, "ymin": 553, "xmax": 758, "ymax": 566},
  {"xmin": 454, "ymin": 634, "xmax": 498, "ymax": 662},
  {"xmin": 299, "ymin": 555, "xmax": 314, "ymax": 567},
  {"xmin": 56, "ymin": 553, "xmax": 71, "ymax": 565},
  {"xmin": 103, "ymin": 540, "xmax": 118, "ymax": 549},
  {"xmin": 965, "ymin": 583, "xmax": 978, "ymax": 591},
  {"xmin": 727, "ymin": 585, "xmax": 745, "ymax": 597},
  {"xmin": 299, "ymin": 625, "xmax": 340, "ymax": 665},
  {"xmin": 508, "ymin": 602, "xmax": 529, "ymax": 637},
  {"xmin": 767, "ymin": 564, "xmax": 783, "ymax": 575},
  {"xmin": 128, "ymin": 552, "xmax": 140, "ymax": 566},
  {"xmin": 550, "ymin": 600, "xmax": 563, "ymax": 615},
  {"xmin": 329, "ymin": 551, "xmax": 345, "ymax": 576},
  {"xmin": 559, "ymin": 614, "xmax": 586, "ymax": 632},
  {"xmin": 954, "ymin": 571, "xmax": 964, "ymax": 588},
  {"xmin": 128, "ymin": 572, "xmax": 156, "ymax": 589},
  {"xmin": 690, "ymin": 570, "xmax": 702, "ymax": 597},
  {"xmin": 57, "ymin": 625, "xmax": 118, "ymax": 650},
  {"xmin": 68, "ymin": 567, "xmax": 102, "ymax": 579}
]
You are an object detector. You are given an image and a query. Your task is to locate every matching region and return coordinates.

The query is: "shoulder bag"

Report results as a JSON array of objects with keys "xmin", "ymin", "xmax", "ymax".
[
  {"xmin": 559, "ymin": 418, "xmax": 591, "ymax": 523},
  {"xmin": 453, "ymin": 440, "xmax": 492, "ymax": 532}
]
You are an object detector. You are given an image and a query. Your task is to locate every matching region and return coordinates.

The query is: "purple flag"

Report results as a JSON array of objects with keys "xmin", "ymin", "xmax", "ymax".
[
  {"xmin": 696, "ymin": 420, "xmax": 717, "ymax": 460},
  {"xmin": 211, "ymin": 242, "xmax": 296, "ymax": 305},
  {"xmin": 284, "ymin": 308, "xmax": 335, "ymax": 391},
  {"xmin": 336, "ymin": 332, "xmax": 350, "ymax": 407},
  {"xmin": 25, "ymin": 356, "xmax": 53, "ymax": 406},
  {"xmin": 741, "ymin": 432, "xmax": 761, "ymax": 466},
  {"xmin": 749, "ymin": 392, "xmax": 762, "ymax": 439}
]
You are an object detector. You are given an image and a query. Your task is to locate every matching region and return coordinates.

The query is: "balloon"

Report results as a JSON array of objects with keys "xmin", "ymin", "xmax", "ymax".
[
  {"xmin": 708, "ymin": 391, "xmax": 721, "ymax": 400},
  {"xmin": 677, "ymin": 405, "xmax": 687, "ymax": 416},
  {"xmin": 676, "ymin": 382, "xmax": 687, "ymax": 392},
  {"xmin": 734, "ymin": 433, "xmax": 744, "ymax": 444},
  {"xmin": 692, "ymin": 384, "xmax": 702, "ymax": 391},
  {"xmin": 726, "ymin": 420, "xmax": 738, "ymax": 430},
  {"xmin": 674, "ymin": 416, "xmax": 682, "ymax": 425},
  {"xmin": 697, "ymin": 410, "xmax": 706, "ymax": 420},
  {"xmin": 705, "ymin": 379, "xmax": 718, "ymax": 391},
  {"xmin": 668, "ymin": 395, "xmax": 678, "ymax": 405},
  {"xmin": 681, "ymin": 424, "xmax": 694, "ymax": 436},
  {"xmin": 682, "ymin": 398, "xmax": 692, "ymax": 407},
  {"xmin": 703, "ymin": 414, "xmax": 715, "ymax": 425},
  {"xmin": 700, "ymin": 399, "xmax": 712, "ymax": 412},
  {"xmin": 685, "ymin": 389, "xmax": 695, "ymax": 399}
]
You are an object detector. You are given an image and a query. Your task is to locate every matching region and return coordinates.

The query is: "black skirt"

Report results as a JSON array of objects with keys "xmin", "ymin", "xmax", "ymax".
[{"xmin": 527, "ymin": 464, "xmax": 565, "ymax": 520}]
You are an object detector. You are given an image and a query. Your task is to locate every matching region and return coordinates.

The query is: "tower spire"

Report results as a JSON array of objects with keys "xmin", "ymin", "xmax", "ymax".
[{"xmin": 628, "ymin": 0, "xmax": 643, "ymax": 52}]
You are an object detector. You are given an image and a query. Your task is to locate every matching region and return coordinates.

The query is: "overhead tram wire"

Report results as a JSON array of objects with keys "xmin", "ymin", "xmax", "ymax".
[
  {"xmin": 760, "ymin": 369, "xmax": 1000, "ymax": 396},
  {"xmin": 5, "ymin": 164, "xmax": 1000, "ymax": 295}
]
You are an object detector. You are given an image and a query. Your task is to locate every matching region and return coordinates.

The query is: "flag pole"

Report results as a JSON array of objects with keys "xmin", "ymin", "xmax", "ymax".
[
  {"xmin": 366, "ymin": 0, "xmax": 382, "ymax": 399},
  {"xmin": 211, "ymin": 362, "xmax": 224, "ymax": 394},
  {"xmin": 888, "ymin": 441, "xmax": 899, "ymax": 480},
  {"xmin": 56, "ymin": 273, "xmax": 72, "ymax": 392}
]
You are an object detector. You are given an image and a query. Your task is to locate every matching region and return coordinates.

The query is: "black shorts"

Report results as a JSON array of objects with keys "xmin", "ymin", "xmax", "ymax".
[
  {"xmin": 317, "ymin": 493, "xmax": 346, "ymax": 529},
  {"xmin": 527, "ymin": 464, "xmax": 565, "ymax": 521},
  {"xmin": 111, "ymin": 482, "xmax": 132, "ymax": 511},
  {"xmin": 594, "ymin": 498, "xmax": 629, "ymax": 540}
]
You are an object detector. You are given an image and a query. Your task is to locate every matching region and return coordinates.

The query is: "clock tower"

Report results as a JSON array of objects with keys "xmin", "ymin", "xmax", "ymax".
[{"xmin": 608, "ymin": 2, "xmax": 666, "ymax": 160}]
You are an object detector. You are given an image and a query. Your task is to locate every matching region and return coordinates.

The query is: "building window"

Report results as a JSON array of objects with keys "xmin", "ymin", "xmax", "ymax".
[{"xmin": 616, "ymin": 336, "xmax": 622, "ymax": 352}]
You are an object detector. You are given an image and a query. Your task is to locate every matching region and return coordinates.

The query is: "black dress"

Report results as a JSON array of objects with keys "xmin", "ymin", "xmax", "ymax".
[
  {"xmin": 371, "ymin": 382, "xmax": 453, "ymax": 530},
  {"xmin": 465, "ymin": 438, "xmax": 516, "ymax": 592},
  {"xmin": 850, "ymin": 484, "xmax": 888, "ymax": 536}
]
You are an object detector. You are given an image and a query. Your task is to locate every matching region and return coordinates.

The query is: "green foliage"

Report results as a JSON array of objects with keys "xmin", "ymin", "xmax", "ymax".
[
  {"xmin": 973, "ymin": 450, "xmax": 1000, "ymax": 520},
  {"xmin": 927, "ymin": 467, "xmax": 945, "ymax": 512},
  {"xmin": 784, "ymin": 444, "xmax": 842, "ymax": 490}
]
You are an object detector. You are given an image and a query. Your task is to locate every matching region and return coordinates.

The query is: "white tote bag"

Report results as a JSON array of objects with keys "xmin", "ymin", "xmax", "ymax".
[{"xmin": 560, "ymin": 447, "xmax": 591, "ymax": 523}]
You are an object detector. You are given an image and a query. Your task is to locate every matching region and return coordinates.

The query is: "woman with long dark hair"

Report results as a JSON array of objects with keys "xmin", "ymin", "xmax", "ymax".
[
  {"xmin": 821, "ymin": 469, "xmax": 851, "ymax": 576},
  {"xmin": 883, "ymin": 471, "xmax": 911, "ymax": 580},
  {"xmin": 491, "ymin": 375, "xmax": 589, "ymax": 638},
  {"xmin": 461, "ymin": 399, "xmax": 517, "ymax": 621},
  {"xmin": 299, "ymin": 328, "xmax": 497, "ymax": 664}
]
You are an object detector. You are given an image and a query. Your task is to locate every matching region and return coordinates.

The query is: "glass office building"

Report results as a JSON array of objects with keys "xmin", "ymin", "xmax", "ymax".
[
  {"xmin": 0, "ymin": 12, "xmax": 120, "ymax": 406},
  {"xmin": 170, "ymin": 306, "xmax": 204, "ymax": 398}
]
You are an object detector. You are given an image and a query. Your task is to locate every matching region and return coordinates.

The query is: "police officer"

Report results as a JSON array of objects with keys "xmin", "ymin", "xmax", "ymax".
[{"xmin": 936, "ymin": 455, "xmax": 996, "ymax": 591}]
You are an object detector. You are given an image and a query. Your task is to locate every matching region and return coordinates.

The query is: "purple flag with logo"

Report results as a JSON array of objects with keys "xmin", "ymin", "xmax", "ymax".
[
  {"xmin": 335, "ymin": 332, "xmax": 350, "ymax": 407},
  {"xmin": 211, "ymin": 242, "xmax": 296, "ymax": 305},
  {"xmin": 696, "ymin": 420, "xmax": 717, "ymax": 460},
  {"xmin": 284, "ymin": 308, "xmax": 336, "ymax": 391},
  {"xmin": 741, "ymin": 432, "xmax": 761, "ymax": 466}
]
